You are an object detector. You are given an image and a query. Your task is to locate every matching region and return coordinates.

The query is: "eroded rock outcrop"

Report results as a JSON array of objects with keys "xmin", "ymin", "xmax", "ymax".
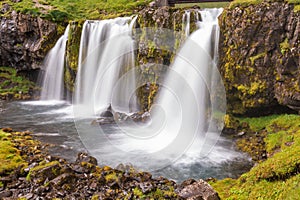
[
  {"xmin": 219, "ymin": 1, "xmax": 300, "ymax": 115},
  {"xmin": 0, "ymin": 10, "xmax": 62, "ymax": 70}
]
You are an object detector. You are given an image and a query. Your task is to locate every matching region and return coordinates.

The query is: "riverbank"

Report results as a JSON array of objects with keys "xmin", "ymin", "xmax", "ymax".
[
  {"xmin": 0, "ymin": 128, "xmax": 220, "ymax": 199},
  {"xmin": 1, "ymin": 114, "xmax": 299, "ymax": 199},
  {"xmin": 211, "ymin": 114, "xmax": 300, "ymax": 199}
]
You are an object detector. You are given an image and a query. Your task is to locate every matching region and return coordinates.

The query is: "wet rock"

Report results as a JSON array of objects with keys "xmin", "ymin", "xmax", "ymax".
[
  {"xmin": 0, "ymin": 190, "xmax": 12, "ymax": 198},
  {"xmin": 2, "ymin": 127, "xmax": 13, "ymax": 133},
  {"xmin": 178, "ymin": 179, "xmax": 220, "ymax": 200},
  {"xmin": 49, "ymin": 173, "xmax": 76, "ymax": 188},
  {"xmin": 29, "ymin": 162, "xmax": 62, "ymax": 184},
  {"xmin": 1, "ymin": 3, "xmax": 11, "ymax": 13},
  {"xmin": 76, "ymin": 152, "xmax": 98, "ymax": 165},
  {"xmin": 139, "ymin": 182, "xmax": 154, "ymax": 193}
]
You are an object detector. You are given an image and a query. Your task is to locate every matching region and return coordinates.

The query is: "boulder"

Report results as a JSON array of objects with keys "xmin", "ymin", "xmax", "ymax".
[
  {"xmin": 0, "ymin": 11, "xmax": 61, "ymax": 70},
  {"xmin": 178, "ymin": 179, "xmax": 220, "ymax": 200}
]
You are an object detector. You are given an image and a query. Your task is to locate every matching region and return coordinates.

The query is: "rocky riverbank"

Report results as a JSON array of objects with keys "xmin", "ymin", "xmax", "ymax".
[{"xmin": 0, "ymin": 128, "xmax": 220, "ymax": 200}]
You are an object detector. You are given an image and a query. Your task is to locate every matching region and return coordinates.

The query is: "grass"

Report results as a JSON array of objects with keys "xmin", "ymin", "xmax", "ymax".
[
  {"xmin": 0, "ymin": 67, "xmax": 37, "ymax": 99},
  {"xmin": 228, "ymin": 0, "xmax": 300, "ymax": 11},
  {"xmin": 238, "ymin": 114, "xmax": 281, "ymax": 131},
  {"xmin": 1, "ymin": 0, "xmax": 153, "ymax": 22},
  {"xmin": 211, "ymin": 114, "xmax": 300, "ymax": 199},
  {"xmin": 0, "ymin": 130, "xmax": 26, "ymax": 175},
  {"xmin": 175, "ymin": 2, "xmax": 230, "ymax": 8}
]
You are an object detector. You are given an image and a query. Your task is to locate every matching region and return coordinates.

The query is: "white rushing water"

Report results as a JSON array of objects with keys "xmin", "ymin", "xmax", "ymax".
[
  {"xmin": 74, "ymin": 8, "xmax": 244, "ymax": 174},
  {"xmin": 14, "ymin": 8, "xmax": 252, "ymax": 181},
  {"xmin": 182, "ymin": 10, "xmax": 191, "ymax": 37},
  {"xmin": 74, "ymin": 17, "xmax": 139, "ymax": 116},
  {"xmin": 40, "ymin": 25, "xmax": 69, "ymax": 100}
]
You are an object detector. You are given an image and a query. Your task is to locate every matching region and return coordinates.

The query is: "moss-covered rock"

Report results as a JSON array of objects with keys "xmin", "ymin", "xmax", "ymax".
[
  {"xmin": 0, "ymin": 66, "xmax": 39, "ymax": 100},
  {"xmin": 65, "ymin": 21, "xmax": 84, "ymax": 94},
  {"xmin": 219, "ymin": 1, "xmax": 300, "ymax": 115},
  {"xmin": 211, "ymin": 114, "xmax": 300, "ymax": 199}
]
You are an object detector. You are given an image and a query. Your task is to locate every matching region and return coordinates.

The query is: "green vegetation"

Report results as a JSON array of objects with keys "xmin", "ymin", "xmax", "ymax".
[
  {"xmin": 228, "ymin": 0, "xmax": 300, "ymax": 11},
  {"xmin": 0, "ymin": 130, "xmax": 26, "ymax": 175},
  {"xmin": 229, "ymin": 0, "xmax": 263, "ymax": 8},
  {"xmin": 0, "ymin": 67, "xmax": 37, "ymax": 100},
  {"xmin": 175, "ymin": 2, "xmax": 230, "ymax": 8},
  {"xmin": 211, "ymin": 114, "xmax": 300, "ymax": 199},
  {"xmin": 288, "ymin": 0, "xmax": 300, "ymax": 12},
  {"xmin": 1, "ymin": 0, "xmax": 152, "ymax": 21},
  {"xmin": 239, "ymin": 114, "xmax": 281, "ymax": 131}
]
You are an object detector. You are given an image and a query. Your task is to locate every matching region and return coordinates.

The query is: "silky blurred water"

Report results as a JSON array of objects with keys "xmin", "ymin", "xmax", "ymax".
[{"xmin": 0, "ymin": 101, "xmax": 252, "ymax": 182}]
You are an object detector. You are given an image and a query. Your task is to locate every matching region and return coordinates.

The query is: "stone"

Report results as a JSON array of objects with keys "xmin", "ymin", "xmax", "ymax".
[
  {"xmin": 76, "ymin": 152, "xmax": 98, "ymax": 165},
  {"xmin": 1, "ymin": 3, "xmax": 11, "ymax": 13},
  {"xmin": 155, "ymin": 0, "xmax": 169, "ymax": 7},
  {"xmin": 219, "ymin": 2, "xmax": 300, "ymax": 115},
  {"xmin": 178, "ymin": 179, "xmax": 220, "ymax": 200},
  {"xmin": 0, "ymin": 190, "xmax": 12, "ymax": 198},
  {"xmin": 49, "ymin": 173, "xmax": 76, "ymax": 188},
  {"xmin": 0, "ymin": 12, "xmax": 59, "ymax": 71}
]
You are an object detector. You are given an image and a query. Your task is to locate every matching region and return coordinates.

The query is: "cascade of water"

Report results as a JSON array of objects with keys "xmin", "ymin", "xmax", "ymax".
[
  {"xmin": 123, "ymin": 8, "xmax": 226, "ymax": 160},
  {"xmin": 91, "ymin": 8, "xmax": 226, "ymax": 165},
  {"xmin": 74, "ymin": 17, "xmax": 138, "ymax": 116},
  {"xmin": 182, "ymin": 10, "xmax": 191, "ymax": 37},
  {"xmin": 40, "ymin": 25, "xmax": 69, "ymax": 100}
]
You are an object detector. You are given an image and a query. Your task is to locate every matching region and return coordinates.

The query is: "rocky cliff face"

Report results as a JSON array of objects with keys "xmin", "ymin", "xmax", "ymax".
[
  {"xmin": 0, "ymin": 10, "xmax": 62, "ymax": 71},
  {"xmin": 219, "ymin": 1, "xmax": 300, "ymax": 115}
]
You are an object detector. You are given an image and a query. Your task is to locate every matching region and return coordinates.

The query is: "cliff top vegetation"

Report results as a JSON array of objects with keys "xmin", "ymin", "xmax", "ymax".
[{"xmin": 0, "ymin": 0, "xmax": 152, "ymax": 22}]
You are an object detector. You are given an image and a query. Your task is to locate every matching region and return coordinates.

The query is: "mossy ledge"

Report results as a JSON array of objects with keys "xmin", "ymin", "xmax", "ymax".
[
  {"xmin": 213, "ymin": 114, "xmax": 300, "ymax": 199},
  {"xmin": 0, "ymin": 67, "xmax": 39, "ymax": 100}
]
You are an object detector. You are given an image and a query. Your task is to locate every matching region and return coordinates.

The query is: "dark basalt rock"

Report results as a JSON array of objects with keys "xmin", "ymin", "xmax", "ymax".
[
  {"xmin": 0, "ymin": 11, "xmax": 61, "ymax": 71},
  {"xmin": 219, "ymin": 2, "xmax": 300, "ymax": 115}
]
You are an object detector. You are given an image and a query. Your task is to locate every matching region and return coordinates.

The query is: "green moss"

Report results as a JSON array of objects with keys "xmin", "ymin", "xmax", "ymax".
[
  {"xmin": 237, "ymin": 81, "xmax": 266, "ymax": 96},
  {"xmin": 105, "ymin": 172, "xmax": 119, "ymax": 182},
  {"xmin": 0, "ymin": 130, "xmax": 27, "ymax": 175},
  {"xmin": 64, "ymin": 21, "xmax": 83, "ymax": 93},
  {"xmin": 0, "ymin": 67, "xmax": 38, "ymax": 100},
  {"xmin": 280, "ymin": 38, "xmax": 290, "ymax": 54},
  {"xmin": 288, "ymin": 0, "xmax": 300, "ymax": 12},
  {"xmin": 229, "ymin": 0, "xmax": 263, "ymax": 8},
  {"xmin": 249, "ymin": 52, "xmax": 266, "ymax": 65},
  {"xmin": 2, "ymin": 0, "xmax": 152, "ymax": 22},
  {"xmin": 211, "ymin": 114, "xmax": 300, "ymax": 199},
  {"xmin": 30, "ymin": 161, "xmax": 60, "ymax": 172},
  {"xmin": 238, "ymin": 114, "xmax": 281, "ymax": 131},
  {"xmin": 175, "ymin": 2, "xmax": 230, "ymax": 8}
]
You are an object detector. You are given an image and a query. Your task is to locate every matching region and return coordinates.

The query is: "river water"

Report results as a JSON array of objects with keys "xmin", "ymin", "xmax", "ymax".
[{"xmin": 0, "ymin": 100, "xmax": 252, "ymax": 182}]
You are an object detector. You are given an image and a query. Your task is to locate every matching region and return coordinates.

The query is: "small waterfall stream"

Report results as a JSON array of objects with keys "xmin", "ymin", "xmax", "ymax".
[
  {"xmin": 40, "ymin": 25, "xmax": 69, "ymax": 100},
  {"xmin": 182, "ymin": 10, "xmax": 191, "ymax": 37}
]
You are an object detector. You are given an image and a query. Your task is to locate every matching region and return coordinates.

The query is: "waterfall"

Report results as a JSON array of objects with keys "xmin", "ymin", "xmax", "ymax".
[
  {"xmin": 40, "ymin": 25, "xmax": 69, "ymax": 100},
  {"xmin": 182, "ymin": 10, "xmax": 190, "ymax": 37},
  {"xmin": 146, "ymin": 8, "xmax": 225, "ymax": 158},
  {"xmin": 77, "ymin": 8, "xmax": 227, "ymax": 171},
  {"xmin": 74, "ymin": 17, "xmax": 139, "ymax": 116}
]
